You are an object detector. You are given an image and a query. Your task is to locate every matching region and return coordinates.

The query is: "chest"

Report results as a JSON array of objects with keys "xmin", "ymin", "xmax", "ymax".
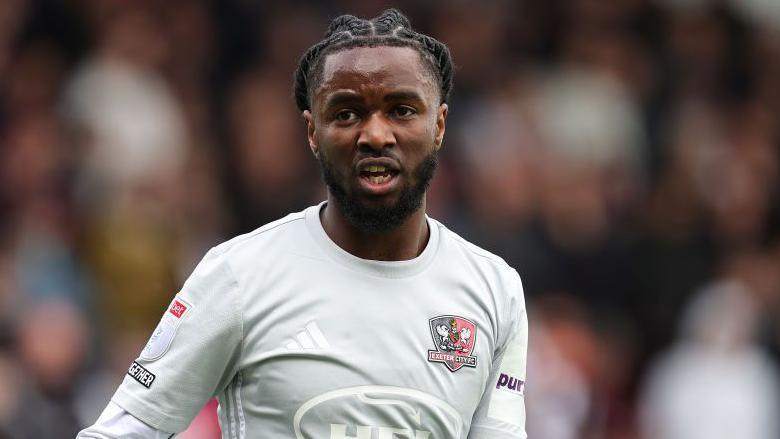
[{"xmin": 234, "ymin": 262, "xmax": 499, "ymax": 437}]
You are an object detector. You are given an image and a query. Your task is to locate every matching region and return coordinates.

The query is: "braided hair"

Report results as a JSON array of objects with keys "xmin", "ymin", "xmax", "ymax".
[{"xmin": 294, "ymin": 9, "xmax": 454, "ymax": 112}]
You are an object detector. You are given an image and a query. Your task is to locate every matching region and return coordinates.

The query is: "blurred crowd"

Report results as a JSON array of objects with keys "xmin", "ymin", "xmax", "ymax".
[{"xmin": 0, "ymin": 0, "xmax": 778, "ymax": 438}]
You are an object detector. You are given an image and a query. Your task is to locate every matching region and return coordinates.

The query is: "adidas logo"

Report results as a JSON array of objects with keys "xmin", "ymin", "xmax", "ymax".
[{"xmin": 285, "ymin": 321, "xmax": 331, "ymax": 350}]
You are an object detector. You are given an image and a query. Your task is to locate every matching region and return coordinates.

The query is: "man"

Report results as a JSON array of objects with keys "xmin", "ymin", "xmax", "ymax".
[{"xmin": 78, "ymin": 9, "xmax": 528, "ymax": 438}]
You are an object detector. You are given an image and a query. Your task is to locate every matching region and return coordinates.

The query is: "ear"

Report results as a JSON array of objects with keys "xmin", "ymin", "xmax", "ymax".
[
  {"xmin": 303, "ymin": 110, "xmax": 319, "ymax": 158},
  {"xmin": 434, "ymin": 103, "xmax": 448, "ymax": 151}
]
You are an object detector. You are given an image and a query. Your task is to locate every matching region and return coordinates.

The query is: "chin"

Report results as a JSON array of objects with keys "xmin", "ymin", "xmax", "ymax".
[
  {"xmin": 333, "ymin": 186, "xmax": 428, "ymax": 234},
  {"xmin": 318, "ymin": 150, "xmax": 437, "ymax": 233},
  {"xmin": 353, "ymin": 190, "xmax": 404, "ymax": 208}
]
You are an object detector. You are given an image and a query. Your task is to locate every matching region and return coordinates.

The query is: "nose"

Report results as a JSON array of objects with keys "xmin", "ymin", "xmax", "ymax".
[{"xmin": 357, "ymin": 112, "xmax": 396, "ymax": 151}]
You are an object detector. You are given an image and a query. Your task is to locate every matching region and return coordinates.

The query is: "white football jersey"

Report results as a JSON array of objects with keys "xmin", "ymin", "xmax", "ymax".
[{"xmin": 110, "ymin": 203, "xmax": 528, "ymax": 438}]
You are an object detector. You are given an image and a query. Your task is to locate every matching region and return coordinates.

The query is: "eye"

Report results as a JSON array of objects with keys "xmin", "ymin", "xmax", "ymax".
[
  {"xmin": 334, "ymin": 110, "xmax": 359, "ymax": 122},
  {"xmin": 392, "ymin": 106, "xmax": 417, "ymax": 119}
]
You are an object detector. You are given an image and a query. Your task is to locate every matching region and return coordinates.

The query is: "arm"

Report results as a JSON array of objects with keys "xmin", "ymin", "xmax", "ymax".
[
  {"xmin": 76, "ymin": 401, "xmax": 174, "ymax": 439},
  {"xmin": 97, "ymin": 247, "xmax": 243, "ymax": 433},
  {"xmin": 468, "ymin": 274, "xmax": 529, "ymax": 439}
]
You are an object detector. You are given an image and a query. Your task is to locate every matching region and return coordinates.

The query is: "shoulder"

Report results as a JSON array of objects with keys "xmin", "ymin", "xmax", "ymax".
[
  {"xmin": 431, "ymin": 218, "xmax": 526, "ymax": 341},
  {"xmin": 431, "ymin": 218, "xmax": 519, "ymax": 280},
  {"xmin": 431, "ymin": 218, "xmax": 525, "ymax": 306},
  {"xmin": 190, "ymin": 207, "xmax": 313, "ymax": 283},
  {"xmin": 213, "ymin": 209, "xmax": 309, "ymax": 257}
]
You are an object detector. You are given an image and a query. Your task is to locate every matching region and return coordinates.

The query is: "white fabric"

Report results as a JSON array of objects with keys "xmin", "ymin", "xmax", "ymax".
[
  {"xmin": 76, "ymin": 401, "xmax": 173, "ymax": 438},
  {"xmin": 88, "ymin": 203, "xmax": 528, "ymax": 438}
]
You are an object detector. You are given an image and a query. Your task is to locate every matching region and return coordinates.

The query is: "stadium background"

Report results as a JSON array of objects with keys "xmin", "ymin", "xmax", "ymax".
[{"xmin": 0, "ymin": 0, "xmax": 779, "ymax": 437}]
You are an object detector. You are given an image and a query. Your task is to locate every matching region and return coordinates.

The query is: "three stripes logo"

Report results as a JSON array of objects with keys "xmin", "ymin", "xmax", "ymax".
[{"xmin": 286, "ymin": 321, "xmax": 331, "ymax": 351}]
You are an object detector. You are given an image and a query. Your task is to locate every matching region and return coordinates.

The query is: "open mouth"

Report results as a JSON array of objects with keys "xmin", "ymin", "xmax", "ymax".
[{"xmin": 359, "ymin": 165, "xmax": 399, "ymax": 186}]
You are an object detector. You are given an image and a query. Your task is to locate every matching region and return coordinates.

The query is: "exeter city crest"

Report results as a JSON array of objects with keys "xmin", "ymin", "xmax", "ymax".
[{"xmin": 427, "ymin": 315, "xmax": 477, "ymax": 372}]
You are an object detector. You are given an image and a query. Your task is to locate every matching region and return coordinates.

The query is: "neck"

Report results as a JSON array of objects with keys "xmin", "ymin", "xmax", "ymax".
[{"xmin": 320, "ymin": 197, "xmax": 430, "ymax": 261}]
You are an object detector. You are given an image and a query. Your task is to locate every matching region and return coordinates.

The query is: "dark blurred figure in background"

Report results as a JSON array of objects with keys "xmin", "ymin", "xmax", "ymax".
[
  {"xmin": 0, "ymin": 0, "xmax": 779, "ymax": 438},
  {"xmin": 3, "ymin": 301, "xmax": 88, "ymax": 438}
]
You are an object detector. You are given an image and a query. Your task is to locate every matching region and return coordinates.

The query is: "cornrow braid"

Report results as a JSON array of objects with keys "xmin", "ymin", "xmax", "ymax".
[{"xmin": 293, "ymin": 8, "xmax": 454, "ymax": 112}]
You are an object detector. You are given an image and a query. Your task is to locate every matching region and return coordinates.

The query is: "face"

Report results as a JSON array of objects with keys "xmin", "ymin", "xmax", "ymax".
[{"xmin": 303, "ymin": 46, "xmax": 448, "ymax": 233}]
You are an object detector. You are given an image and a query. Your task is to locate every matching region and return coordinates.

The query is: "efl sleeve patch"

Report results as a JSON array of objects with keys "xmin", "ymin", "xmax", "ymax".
[
  {"xmin": 168, "ymin": 299, "xmax": 188, "ymax": 318},
  {"xmin": 140, "ymin": 296, "xmax": 193, "ymax": 361}
]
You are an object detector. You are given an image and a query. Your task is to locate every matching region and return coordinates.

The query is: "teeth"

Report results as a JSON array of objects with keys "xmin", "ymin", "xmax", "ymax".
[
  {"xmin": 366, "ymin": 165, "xmax": 387, "ymax": 173},
  {"xmin": 369, "ymin": 175, "xmax": 390, "ymax": 184}
]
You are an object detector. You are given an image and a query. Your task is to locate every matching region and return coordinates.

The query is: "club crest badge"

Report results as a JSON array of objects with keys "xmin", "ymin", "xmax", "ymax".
[{"xmin": 427, "ymin": 315, "xmax": 477, "ymax": 372}]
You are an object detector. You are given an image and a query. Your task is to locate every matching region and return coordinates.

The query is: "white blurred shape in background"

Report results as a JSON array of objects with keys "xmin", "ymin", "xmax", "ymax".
[
  {"xmin": 639, "ymin": 279, "xmax": 780, "ymax": 439},
  {"xmin": 63, "ymin": 8, "xmax": 186, "ymax": 197}
]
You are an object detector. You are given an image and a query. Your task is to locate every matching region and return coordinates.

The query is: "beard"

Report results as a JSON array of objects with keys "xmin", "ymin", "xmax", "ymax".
[{"xmin": 318, "ymin": 150, "xmax": 438, "ymax": 234}]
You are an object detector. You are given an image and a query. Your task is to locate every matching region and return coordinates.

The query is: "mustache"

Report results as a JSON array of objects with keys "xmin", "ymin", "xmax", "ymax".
[{"xmin": 354, "ymin": 147, "xmax": 399, "ymax": 160}]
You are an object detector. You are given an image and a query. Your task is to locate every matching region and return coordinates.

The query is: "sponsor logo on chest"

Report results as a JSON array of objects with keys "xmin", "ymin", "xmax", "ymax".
[
  {"xmin": 329, "ymin": 424, "xmax": 431, "ymax": 439},
  {"xmin": 293, "ymin": 386, "xmax": 463, "ymax": 439}
]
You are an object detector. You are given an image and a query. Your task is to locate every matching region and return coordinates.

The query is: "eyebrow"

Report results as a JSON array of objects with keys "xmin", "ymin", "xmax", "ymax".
[
  {"xmin": 322, "ymin": 90, "xmax": 427, "ymax": 109},
  {"xmin": 323, "ymin": 92, "xmax": 363, "ymax": 109},
  {"xmin": 383, "ymin": 90, "xmax": 425, "ymax": 103}
]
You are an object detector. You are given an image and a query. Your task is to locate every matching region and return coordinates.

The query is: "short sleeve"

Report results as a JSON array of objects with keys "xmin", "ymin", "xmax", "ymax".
[
  {"xmin": 111, "ymin": 247, "xmax": 243, "ymax": 433},
  {"xmin": 468, "ymin": 273, "xmax": 528, "ymax": 439},
  {"xmin": 76, "ymin": 401, "xmax": 174, "ymax": 438}
]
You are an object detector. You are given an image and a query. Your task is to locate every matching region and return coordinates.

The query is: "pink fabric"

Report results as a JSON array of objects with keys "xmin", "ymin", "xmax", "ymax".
[{"xmin": 177, "ymin": 399, "xmax": 221, "ymax": 439}]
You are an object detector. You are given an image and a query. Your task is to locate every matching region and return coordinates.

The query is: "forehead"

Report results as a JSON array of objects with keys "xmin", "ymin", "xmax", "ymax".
[{"xmin": 316, "ymin": 46, "xmax": 436, "ymax": 104}]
